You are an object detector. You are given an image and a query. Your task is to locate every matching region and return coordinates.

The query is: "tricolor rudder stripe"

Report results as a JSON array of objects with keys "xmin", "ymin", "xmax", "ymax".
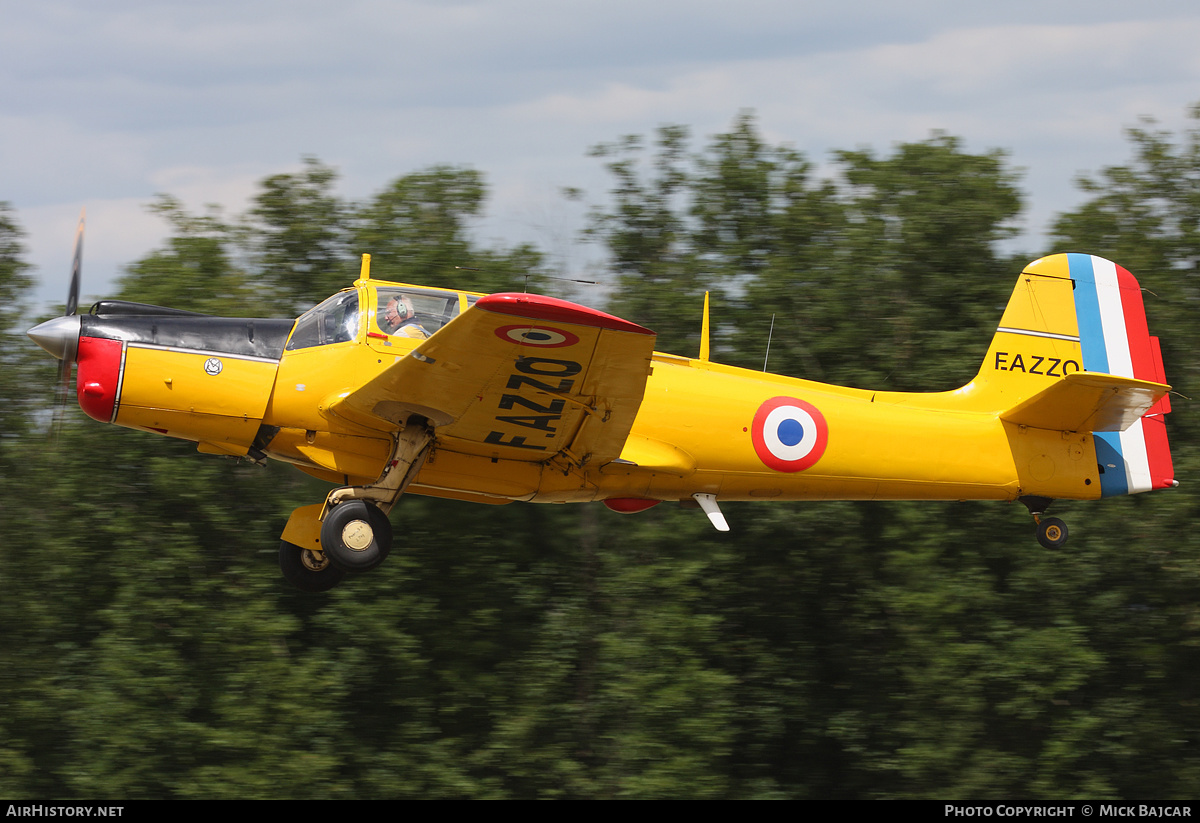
[{"xmin": 1067, "ymin": 254, "xmax": 1175, "ymax": 496}]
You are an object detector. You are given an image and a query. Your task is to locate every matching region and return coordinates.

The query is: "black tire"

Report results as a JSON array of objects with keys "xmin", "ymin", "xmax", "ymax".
[
  {"xmin": 279, "ymin": 540, "xmax": 345, "ymax": 592},
  {"xmin": 1036, "ymin": 517, "xmax": 1069, "ymax": 549},
  {"xmin": 320, "ymin": 499, "xmax": 393, "ymax": 572}
]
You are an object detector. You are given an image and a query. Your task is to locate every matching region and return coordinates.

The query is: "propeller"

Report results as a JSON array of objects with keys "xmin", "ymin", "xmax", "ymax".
[
  {"xmin": 27, "ymin": 209, "xmax": 85, "ymax": 438},
  {"xmin": 66, "ymin": 208, "xmax": 83, "ymax": 316}
]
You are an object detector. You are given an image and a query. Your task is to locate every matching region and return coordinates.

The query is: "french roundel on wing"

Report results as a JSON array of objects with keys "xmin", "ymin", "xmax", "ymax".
[
  {"xmin": 751, "ymin": 396, "xmax": 829, "ymax": 473},
  {"xmin": 495, "ymin": 324, "xmax": 580, "ymax": 348}
]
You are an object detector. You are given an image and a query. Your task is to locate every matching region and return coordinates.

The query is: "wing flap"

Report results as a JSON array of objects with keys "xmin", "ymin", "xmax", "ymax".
[
  {"xmin": 329, "ymin": 293, "xmax": 656, "ymax": 466},
  {"xmin": 1001, "ymin": 371, "xmax": 1170, "ymax": 433},
  {"xmin": 603, "ymin": 434, "xmax": 696, "ymax": 477}
]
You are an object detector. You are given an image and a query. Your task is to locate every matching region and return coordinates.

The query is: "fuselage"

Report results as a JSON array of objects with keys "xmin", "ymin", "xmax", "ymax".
[
  {"xmin": 408, "ymin": 348, "xmax": 1096, "ymax": 506},
  {"xmin": 30, "ymin": 275, "xmax": 1139, "ymax": 511}
]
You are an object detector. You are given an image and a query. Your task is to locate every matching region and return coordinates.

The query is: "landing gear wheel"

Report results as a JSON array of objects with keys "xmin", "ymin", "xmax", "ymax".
[
  {"xmin": 321, "ymin": 500, "xmax": 393, "ymax": 572},
  {"xmin": 279, "ymin": 540, "xmax": 345, "ymax": 592},
  {"xmin": 1036, "ymin": 517, "xmax": 1069, "ymax": 549}
]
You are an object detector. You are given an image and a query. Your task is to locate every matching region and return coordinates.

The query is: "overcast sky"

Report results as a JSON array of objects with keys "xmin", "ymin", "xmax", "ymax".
[{"xmin": 5, "ymin": 0, "xmax": 1200, "ymax": 312}]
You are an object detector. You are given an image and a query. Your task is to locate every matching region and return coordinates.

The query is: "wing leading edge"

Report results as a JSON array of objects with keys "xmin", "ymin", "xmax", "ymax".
[{"xmin": 329, "ymin": 292, "xmax": 657, "ymax": 469}]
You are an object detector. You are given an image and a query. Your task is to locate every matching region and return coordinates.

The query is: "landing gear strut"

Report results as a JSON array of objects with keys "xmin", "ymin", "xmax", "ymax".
[{"xmin": 1020, "ymin": 495, "xmax": 1069, "ymax": 549}]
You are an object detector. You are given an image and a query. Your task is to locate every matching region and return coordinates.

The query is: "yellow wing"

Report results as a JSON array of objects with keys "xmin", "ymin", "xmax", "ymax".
[{"xmin": 328, "ymin": 293, "xmax": 657, "ymax": 468}]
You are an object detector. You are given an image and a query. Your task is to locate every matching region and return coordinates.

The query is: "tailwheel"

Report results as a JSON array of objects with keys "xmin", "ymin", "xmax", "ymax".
[
  {"xmin": 1035, "ymin": 516, "xmax": 1069, "ymax": 550},
  {"xmin": 320, "ymin": 499, "xmax": 393, "ymax": 572},
  {"xmin": 279, "ymin": 540, "xmax": 346, "ymax": 592}
]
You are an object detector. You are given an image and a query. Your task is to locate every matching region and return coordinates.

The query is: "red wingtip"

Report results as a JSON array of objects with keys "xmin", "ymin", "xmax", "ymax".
[{"xmin": 477, "ymin": 293, "xmax": 654, "ymax": 335}]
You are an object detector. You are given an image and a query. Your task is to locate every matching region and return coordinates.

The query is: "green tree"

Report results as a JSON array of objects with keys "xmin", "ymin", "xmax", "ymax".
[
  {"xmin": 119, "ymin": 196, "xmax": 266, "ymax": 317},
  {"xmin": 824, "ymin": 133, "xmax": 1023, "ymax": 390},
  {"xmin": 688, "ymin": 113, "xmax": 847, "ymax": 381},
  {"xmin": 353, "ymin": 165, "xmax": 545, "ymax": 294},
  {"xmin": 1049, "ymin": 105, "xmax": 1200, "ymax": 424},
  {"xmin": 585, "ymin": 117, "xmax": 1024, "ymax": 390},
  {"xmin": 587, "ymin": 126, "xmax": 701, "ymax": 354},
  {"xmin": 0, "ymin": 204, "xmax": 36, "ymax": 434},
  {"xmin": 246, "ymin": 157, "xmax": 353, "ymax": 309},
  {"xmin": 0, "ymin": 203, "xmax": 40, "ymax": 793},
  {"xmin": 585, "ymin": 114, "xmax": 1176, "ymax": 800},
  {"xmin": 1046, "ymin": 103, "xmax": 1200, "ymax": 799},
  {"xmin": 0, "ymin": 165, "xmax": 563, "ymax": 799}
]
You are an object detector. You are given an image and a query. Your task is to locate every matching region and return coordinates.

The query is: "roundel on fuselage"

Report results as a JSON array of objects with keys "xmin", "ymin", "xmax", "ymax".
[{"xmin": 751, "ymin": 396, "xmax": 828, "ymax": 473}]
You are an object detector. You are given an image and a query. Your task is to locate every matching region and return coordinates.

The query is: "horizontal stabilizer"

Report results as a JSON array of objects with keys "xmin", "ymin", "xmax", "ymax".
[{"xmin": 1000, "ymin": 372, "xmax": 1169, "ymax": 433}]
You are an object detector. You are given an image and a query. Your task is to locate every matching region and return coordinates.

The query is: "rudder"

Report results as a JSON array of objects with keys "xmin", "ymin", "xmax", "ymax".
[
  {"xmin": 973, "ymin": 254, "xmax": 1175, "ymax": 496},
  {"xmin": 1066, "ymin": 253, "xmax": 1175, "ymax": 495}
]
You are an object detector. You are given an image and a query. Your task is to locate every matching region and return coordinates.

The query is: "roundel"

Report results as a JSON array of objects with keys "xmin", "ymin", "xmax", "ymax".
[
  {"xmin": 495, "ymin": 324, "xmax": 580, "ymax": 348},
  {"xmin": 751, "ymin": 396, "xmax": 828, "ymax": 473}
]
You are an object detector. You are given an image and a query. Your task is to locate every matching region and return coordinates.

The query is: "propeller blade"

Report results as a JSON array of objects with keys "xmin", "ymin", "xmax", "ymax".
[
  {"xmin": 49, "ymin": 208, "xmax": 85, "ymax": 440},
  {"xmin": 65, "ymin": 208, "xmax": 84, "ymax": 316}
]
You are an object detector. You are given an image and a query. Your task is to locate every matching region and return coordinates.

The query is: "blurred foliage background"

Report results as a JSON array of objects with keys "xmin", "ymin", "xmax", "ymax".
[{"xmin": 2, "ymin": 107, "xmax": 1198, "ymax": 799}]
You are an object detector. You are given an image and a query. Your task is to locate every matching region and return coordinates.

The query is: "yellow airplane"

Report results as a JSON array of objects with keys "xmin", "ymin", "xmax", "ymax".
[{"xmin": 29, "ymin": 232, "xmax": 1176, "ymax": 591}]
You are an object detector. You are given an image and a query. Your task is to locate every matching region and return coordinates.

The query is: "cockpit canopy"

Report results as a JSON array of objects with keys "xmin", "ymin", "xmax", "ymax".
[
  {"xmin": 285, "ymin": 284, "xmax": 481, "ymax": 351},
  {"xmin": 286, "ymin": 291, "xmax": 360, "ymax": 350}
]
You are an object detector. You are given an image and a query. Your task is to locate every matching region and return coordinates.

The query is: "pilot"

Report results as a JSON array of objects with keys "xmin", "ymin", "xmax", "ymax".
[{"xmin": 381, "ymin": 294, "xmax": 429, "ymax": 339}]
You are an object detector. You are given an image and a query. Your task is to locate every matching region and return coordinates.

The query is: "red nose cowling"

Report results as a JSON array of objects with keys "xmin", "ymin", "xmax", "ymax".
[{"xmin": 75, "ymin": 337, "xmax": 122, "ymax": 423}]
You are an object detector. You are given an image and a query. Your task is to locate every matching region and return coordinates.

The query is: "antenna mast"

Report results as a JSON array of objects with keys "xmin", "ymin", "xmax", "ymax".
[{"xmin": 763, "ymin": 314, "xmax": 775, "ymax": 371}]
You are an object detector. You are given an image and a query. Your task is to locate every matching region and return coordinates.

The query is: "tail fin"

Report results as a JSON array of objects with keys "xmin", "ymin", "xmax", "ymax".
[{"xmin": 974, "ymin": 253, "xmax": 1175, "ymax": 495}]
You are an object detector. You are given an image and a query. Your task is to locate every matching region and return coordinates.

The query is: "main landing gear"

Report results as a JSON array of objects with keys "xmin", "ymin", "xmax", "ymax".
[
  {"xmin": 1020, "ymin": 495, "xmax": 1069, "ymax": 549},
  {"xmin": 278, "ymin": 421, "xmax": 433, "ymax": 592},
  {"xmin": 320, "ymin": 499, "xmax": 393, "ymax": 572},
  {"xmin": 277, "ymin": 498, "xmax": 393, "ymax": 592}
]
